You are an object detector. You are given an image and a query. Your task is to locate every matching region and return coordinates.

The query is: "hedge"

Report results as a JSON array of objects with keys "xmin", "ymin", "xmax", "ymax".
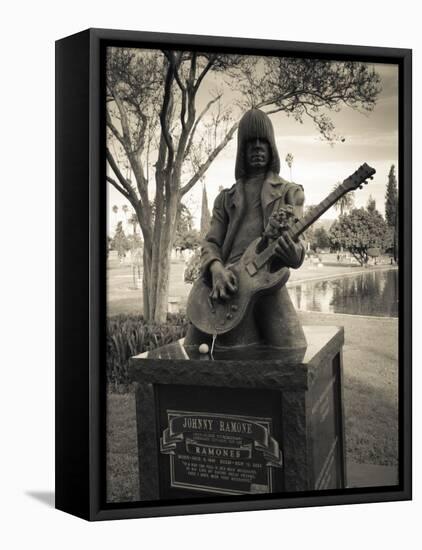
[{"xmin": 107, "ymin": 313, "xmax": 189, "ymax": 390}]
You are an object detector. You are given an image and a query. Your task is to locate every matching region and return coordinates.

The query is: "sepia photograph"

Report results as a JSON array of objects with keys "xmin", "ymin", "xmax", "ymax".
[{"xmin": 104, "ymin": 42, "xmax": 401, "ymax": 504}]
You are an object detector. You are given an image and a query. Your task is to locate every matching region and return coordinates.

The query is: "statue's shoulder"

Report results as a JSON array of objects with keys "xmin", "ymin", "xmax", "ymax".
[
  {"xmin": 268, "ymin": 173, "xmax": 289, "ymax": 185},
  {"xmin": 226, "ymin": 181, "xmax": 240, "ymax": 195},
  {"xmin": 214, "ymin": 182, "xmax": 238, "ymax": 204},
  {"xmin": 267, "ymin": 172, "xmax": 300, "ymax": 188}
]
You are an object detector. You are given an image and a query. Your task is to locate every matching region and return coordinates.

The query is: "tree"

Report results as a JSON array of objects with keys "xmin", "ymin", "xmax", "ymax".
[
  {"xmin": 106, "ymin": 48, "xmax": 382, "ymax": 321},
  {"xmin": 110, "ymin": 221, "xmax": 130, "ymax": 260},
  {"xmin": 394, "ymin": 206, "xmax": 399, "ymax": 263},
  {"xmin": 367, "ymin": 195, "xmax": 377, "ymax": 213},
  {"xmin": 128, "ymin": 212, "xmax": 139, "ymax": 237},
  {"xmin": 175, "ymin": 203, "xmax": 193, "ymax": 237},
  {"xmin": 333, "ymin": 181, "xmax": 355, "ymax": 215},
  {"xmin": 285, "ymin": 153, "xmax": 294, "ymax": 181},
  {"xmin": 385, "ymin": 165, "xmax": 398, "ymax": 226},
  {"xmin": 174, "ymin": 229, "xmax": 201, "ymax": 251},
  {"xmin": 312, "ymin": 227, "xmax": 331, "ymax": 251},
  {"xmin": 174, "ymin": 203, "xmax": 200, "ymax": 251},
  {"xmin": 329, "ymin": 208, "xmax": 388, "ymax": 265},
  {"xmin": 302, "ymin": 204, "xmax": 317, "ymax": 250},
  {"xmin": 200, "ymin": 183, "xmax": 211, "ymax": 238}
]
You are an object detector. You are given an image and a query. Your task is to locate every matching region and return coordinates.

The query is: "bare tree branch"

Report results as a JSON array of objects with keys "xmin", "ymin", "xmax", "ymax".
[
  {"xmin": 184, "ymin": 94, "xmax": 222, "ymax": 159},
  {"xmin": 165, "ymin": 50, "xmax": 188, "ymax": 131},
  {"xmin": 111, "ymin": 88, "xmax": 132, "ymax": 150},
  {"xmin": 106, "ymin": 175, "xmax": 130, "ymax": 201},
  {"xmin": 159, "ymin": 58, "xmax": 175, "ymax": 172},
  {"xmin": 106, "ymin": 147, "xmax": 138, "ymax": 206},
  {"xmin": 194, "ymin": 55, "xmax": 216, "ymax": 91},
  {"xmin": 181, "ymin": 120, "xmax": 239, "ymax": 196},
  {"xmin": 106, "ymin": 110, "xmax": 126, "ymax": 148}
]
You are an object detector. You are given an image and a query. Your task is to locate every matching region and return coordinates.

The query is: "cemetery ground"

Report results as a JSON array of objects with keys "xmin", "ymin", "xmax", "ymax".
[{"xmin": 106, "ymin": 252, "xmax": 398, "ymax": 502}]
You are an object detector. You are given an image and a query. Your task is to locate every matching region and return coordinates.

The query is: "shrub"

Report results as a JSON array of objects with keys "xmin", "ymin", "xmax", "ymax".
[
  {"xmin": 184, "ymin": 248, "xmax": 201, "ymax": 284},
  {"xmin": 107, "ymin": 313, "xmax": 189, "ymax": 390}
]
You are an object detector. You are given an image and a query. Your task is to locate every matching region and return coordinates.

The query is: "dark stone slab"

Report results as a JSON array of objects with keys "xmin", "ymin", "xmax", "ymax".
[
  {"xmin": 130, "ymin": 326, "xmax": 344, "ymax": 390},
  {"xmin": 347, "ymin": 462, "xmax": 398, "ymax": 488},
  {"xmin": 129, "ymin": 325, "xmax": 346, "ymax": 500}
]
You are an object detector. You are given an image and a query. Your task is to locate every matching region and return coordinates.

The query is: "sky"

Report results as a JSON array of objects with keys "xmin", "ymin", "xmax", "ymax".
[{"xmin": 107, "ymin": 55, "xmax": 398, "ymax": 232}]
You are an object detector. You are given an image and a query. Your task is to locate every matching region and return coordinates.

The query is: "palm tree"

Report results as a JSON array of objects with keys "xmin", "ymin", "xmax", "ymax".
[
  {"xmin": 333, "ymin": 181, "xmax": 355, "ymax": 216},
  {"xmin": 285, "ymin": 153, "xmax": 294, "ymax": 181},
  {"xmin": 128, "ymin": 213, "xmax": 139, "ymax": 237}
]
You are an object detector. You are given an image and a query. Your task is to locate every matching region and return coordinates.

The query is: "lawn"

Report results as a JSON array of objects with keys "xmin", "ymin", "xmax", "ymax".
[{"xmin": 106, "ymin": 310, "xmax": 398, "ymax": 503}]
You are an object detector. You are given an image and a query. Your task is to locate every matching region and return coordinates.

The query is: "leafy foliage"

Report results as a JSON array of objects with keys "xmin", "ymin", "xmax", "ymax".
[
  {"xmin": 107, "ymin": 313, "xmax": 189, "ymax": 389},
  {"xmin": 239, "ymin": 58, "xmax": 381, "ymax": 140},
  {"xmin": 367, "ymin": 195, "xmax": 377, "ymax": 213},
  {"xmin": 174, "ymin": 203, "xmax": 200, "ymax": 250},
  {"xmin": 184, "ymin": 248, "xmax": 202, "ymax": 284},
  {"xmin": 110, "ymin": 221, "xmax": 130, "ymax": 258},
  {"xmin": 333, "ymin": 182, "xmax": 355, "ymax": 215},
  {"xmin": 127, "ymin": 233, "xmax": 143, "ymax": 249},
  {"xmin": 174, "ymin": 229, "xmax": 200, "ymax": 251},
  {"xmin": 312, "ymin": 227, "xmax": 331, "ymax": 251},
  {"xmin": 329, "ymin": 208, "xmax": 388, "ymax": 265},
  {"xmin": 385, "ymin": 165, "xmax": 398, "ymax": 227}
]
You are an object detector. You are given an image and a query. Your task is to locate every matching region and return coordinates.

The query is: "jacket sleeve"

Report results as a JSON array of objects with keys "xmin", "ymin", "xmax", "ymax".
[
  {"xmin": 200, "ymin": 190, "xmax": 228, "ymax": 281},
  {"xmin": 285, "ymin": 182, "xmax": 305, "ymax": 220}
]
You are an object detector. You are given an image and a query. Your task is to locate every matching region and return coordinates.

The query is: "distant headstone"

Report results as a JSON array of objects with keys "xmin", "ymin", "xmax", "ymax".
[{"xmin": 168, "ymin": 296, "xmax": 181, "ymax": 314}]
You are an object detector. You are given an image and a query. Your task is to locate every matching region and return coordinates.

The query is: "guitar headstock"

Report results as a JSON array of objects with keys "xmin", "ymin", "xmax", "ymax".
[{"xmin": 342, "ymin": 163, "xmax": 376, "ymax": 192}]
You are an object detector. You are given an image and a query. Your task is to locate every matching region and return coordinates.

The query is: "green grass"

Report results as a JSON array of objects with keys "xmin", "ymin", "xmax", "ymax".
[
  {"xmin": 106, "ymin": 393, "xmax": 139, "ymax": 502},
  {"xmin": 106, "ymin": 311, "xmax": 398, "ymax": 503},
  {"xmin": 107, "ymin": 253, "xmax": 190, "ymax": 316}
]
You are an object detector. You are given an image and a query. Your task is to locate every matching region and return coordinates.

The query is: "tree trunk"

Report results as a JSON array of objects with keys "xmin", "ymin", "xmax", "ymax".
[
  {"xmin": 152, "ymin": 195, "xmax": 180, "ymax": 323},
  {"xmin": 142, "ymin": 246, "xmax": 152, "ymax": 320},
  {"xmin": 138, "ymin": 192, "xmax": 179, "ymax": 324}
]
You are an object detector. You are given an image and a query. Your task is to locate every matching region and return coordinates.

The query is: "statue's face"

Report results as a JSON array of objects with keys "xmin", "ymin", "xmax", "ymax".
[{"xmin": 245, "ymin": 138, "xmax": 270, "ymax": 172}]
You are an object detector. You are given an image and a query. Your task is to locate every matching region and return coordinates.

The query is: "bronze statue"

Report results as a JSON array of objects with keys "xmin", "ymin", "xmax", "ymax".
[{"xmin": 185, "ymin": 108, "xmax": 307, "ymax": 350}]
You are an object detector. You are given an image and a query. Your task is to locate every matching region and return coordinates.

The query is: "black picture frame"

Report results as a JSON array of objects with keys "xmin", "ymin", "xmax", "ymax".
[{"xmin": 55, "ymin": 28, "xmax": 412, "ymax": 521}]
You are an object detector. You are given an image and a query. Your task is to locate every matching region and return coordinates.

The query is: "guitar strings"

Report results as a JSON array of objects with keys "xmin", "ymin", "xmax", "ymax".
[{"xmin": 210, "ymin": 333, "xmax": 217, "ymax": 359}]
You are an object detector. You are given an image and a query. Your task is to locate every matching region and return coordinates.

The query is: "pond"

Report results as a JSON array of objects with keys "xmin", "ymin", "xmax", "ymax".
[{"xmin": 288, "ymin": 268, "xmax": 398, "ymax": 318}]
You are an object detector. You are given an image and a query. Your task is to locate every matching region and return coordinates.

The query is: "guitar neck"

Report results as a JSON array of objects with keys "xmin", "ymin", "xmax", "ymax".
[{"xmin": 288, "ymin": 184, "xmax": 348, "ymax": 239}]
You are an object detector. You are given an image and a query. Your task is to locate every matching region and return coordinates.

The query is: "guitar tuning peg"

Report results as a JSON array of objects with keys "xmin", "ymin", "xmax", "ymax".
[
  {"xmin": 369, "ymin": 176, "xmax": 374, "ymax": 180},
  {"xmin": 359, "ymin": 185, "xmax": 363, "ymax": 190}
]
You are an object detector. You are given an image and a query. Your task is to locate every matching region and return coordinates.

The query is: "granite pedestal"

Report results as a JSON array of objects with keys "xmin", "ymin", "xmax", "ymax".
[{"xmin": 129, "ymin": 325, "xmax": 346, "ymax": 501}]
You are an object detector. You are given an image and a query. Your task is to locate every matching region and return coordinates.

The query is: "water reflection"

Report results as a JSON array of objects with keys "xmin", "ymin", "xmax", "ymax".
[{"xmin": 289, "ymin": 269, "xmax": 398, "ymax": 317}]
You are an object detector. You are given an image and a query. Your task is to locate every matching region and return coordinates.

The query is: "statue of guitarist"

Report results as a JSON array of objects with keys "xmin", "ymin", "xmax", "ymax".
[{"xmin": 185, "ymin": 109, "xmax": 307, "ymax": 350}]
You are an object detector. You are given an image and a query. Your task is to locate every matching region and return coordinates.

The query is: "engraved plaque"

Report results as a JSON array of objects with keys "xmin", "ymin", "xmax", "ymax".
[{"xmin": 160, "ymin": 409, "xmax": 283, "ymax": 495}]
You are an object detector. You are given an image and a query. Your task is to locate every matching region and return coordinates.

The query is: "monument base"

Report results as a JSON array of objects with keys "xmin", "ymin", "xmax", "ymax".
[{"xmin": 129, "ymin": 325, "xmax": 346, "ymax": 501}]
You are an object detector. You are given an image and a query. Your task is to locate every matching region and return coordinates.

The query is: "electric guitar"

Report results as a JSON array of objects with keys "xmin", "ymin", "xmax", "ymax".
[{"xmin": 187, "ymin": 163, "xmax": 376, "ymax": 336}]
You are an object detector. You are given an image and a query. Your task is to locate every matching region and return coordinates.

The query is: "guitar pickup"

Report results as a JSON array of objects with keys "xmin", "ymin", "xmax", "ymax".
[{"xmin": 245, "ymin": 261, "xmax": 258, "ymax": 276}]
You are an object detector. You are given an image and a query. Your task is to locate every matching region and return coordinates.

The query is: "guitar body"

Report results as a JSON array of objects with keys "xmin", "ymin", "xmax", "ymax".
[{"xmin": 187, "ymin": 237, "xmax": 290, "ymax": 336}]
